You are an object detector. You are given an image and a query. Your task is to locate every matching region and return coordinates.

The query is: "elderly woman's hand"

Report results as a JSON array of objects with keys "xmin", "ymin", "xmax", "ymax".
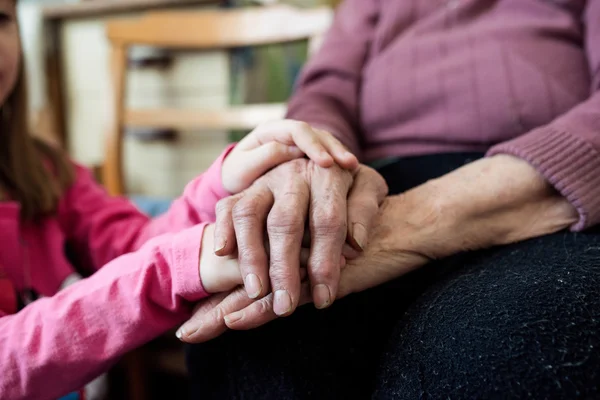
[
  {"xmin": 212, "ymin": 158, "xmax": 387, "ymax": 316},
  {"xmin": 178, "ymin": 155, "xmax": 578, "ymax": 342}
]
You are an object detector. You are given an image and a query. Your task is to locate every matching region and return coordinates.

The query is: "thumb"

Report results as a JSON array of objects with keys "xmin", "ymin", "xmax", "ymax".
[
  {"xmin": 233, "ymin": 143, "xmax": 304, "ymax": 193},
  {"xmin": 177, "ymin": 287, "xmax": 253, "ymax": 344},
  {"xmin": 346, "ymin": 166, "xmax": 388, "ymax": 251}
]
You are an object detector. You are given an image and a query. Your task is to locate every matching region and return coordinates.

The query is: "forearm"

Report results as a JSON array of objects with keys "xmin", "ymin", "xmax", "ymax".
[
  {"xmin": 132, "ymin": 145, "xmax": 234, "ymax": 247},
  {"xmin": 62, "ymin": 147, "xmax": 233, "ymax": 272},
  {"xmin": 0, "ymin": 226, "xmax": 208, "ymax": 400},
  {"xmin": 408, "ymin": 155, "xmax": 578, "ymax": 260}
]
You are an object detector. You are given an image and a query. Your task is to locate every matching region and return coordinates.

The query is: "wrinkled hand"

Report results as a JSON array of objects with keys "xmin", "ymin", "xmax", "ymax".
[
  {"xmin": 178, "ymin": 193, "xmax": 428, "ymax": 343},
  {"xmin": 214, "ymin": 159, "xmax": 387, "ymax": 316}
]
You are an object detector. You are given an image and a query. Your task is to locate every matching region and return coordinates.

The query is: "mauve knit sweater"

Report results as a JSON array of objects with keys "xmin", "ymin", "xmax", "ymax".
[{"xmin": 285, "ymin": 0, "xmax": 600, "ymax": 231}]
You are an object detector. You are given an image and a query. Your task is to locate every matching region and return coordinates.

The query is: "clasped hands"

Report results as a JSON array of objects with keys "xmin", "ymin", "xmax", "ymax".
[
  {"xmin": 178, "ymin": 155, "xmax": 391, "ymax": 342},
  {"xmin": 179, "ymin": 142, "xmax": 577, "ymax": 343}
]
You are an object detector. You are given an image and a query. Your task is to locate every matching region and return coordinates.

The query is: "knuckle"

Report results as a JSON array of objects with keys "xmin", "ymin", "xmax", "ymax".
[
  {"xmin": 209, "ymin": 306, "xmax": 226, "ymax": 326},
  {"xmin": 316, "ymin": 165, "xmax": 352, "ymax": 188},
  {"xmin": 256, "ymin": 299, "xmax": 272, "ymax": 316},
  {"xmin": 267, "ymin": 158, "xmax": 305, "ymax": 180},
  {"xmin": 285, "ymin": 158, "xmax": 310, "ymax": 174},
  {"xmin": 216, "ymin": 197, "xmax": 236, "ymax": 215},
  {"xmin": 267, "ymin": 209, "xmax": 305, "ymax": 235},
  {"xmin": 310, "ymin": 261, "xmax": 338, "ymax": 282},
  {"xmin": 269, "ymin": 263, "xmax": 297, "ymax": 283},
  {"xmin": 238, "ymin": 248, "xmax": 267, "ymax": 270},
  {"xmin": 313, "ymin": 209, "xmax": 346, "ymax": 235},
  {"xmin": 232, "ymin": 197, "xmax": 263, "ymax": 222}
]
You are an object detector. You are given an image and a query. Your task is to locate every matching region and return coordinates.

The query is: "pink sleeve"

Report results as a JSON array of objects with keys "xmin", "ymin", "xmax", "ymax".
[
  {"xmin": 0, "ymin": 225, "xmax": 208, "ymax": 400},
  {"xmin": 285, "ymin": 0, "xmax": 380, "ymax": 159},
  {"xmin": 60, "ymin": 145, "xmax": 234, "ymax": 271},
  {"xmin": 487, "ymin": 3, "xmax": 600, "ymax": 231}
]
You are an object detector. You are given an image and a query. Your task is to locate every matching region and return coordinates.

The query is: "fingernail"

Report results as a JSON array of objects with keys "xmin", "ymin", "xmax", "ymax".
[
  {"xmin": 313, "ymin": 284, "xmax": 331, "ymax": 309},
  {"xmin": 344, "ymin": 151, "xmax": 355, "ymax": 160},
  {"xmin": 352, "ymin": 223, "xmax": 367, "ymax": 251},
  {"xmin": 274, "ymin": 290, "xmax": 293, "ymax": 316},
  {"xmin": 214, "ymin": 238, "xmax": 226, "ymax": 253},
  {"xmin": 175, "ymin": 327, "xmax": 185, "ymax": 341},
  {"xmin": 224, "ymin": 311, "xmax": 243, "ymax": 325},
  {"xmin": 245, "ymin": 274, "xmax": 262, "ymax": 299}
]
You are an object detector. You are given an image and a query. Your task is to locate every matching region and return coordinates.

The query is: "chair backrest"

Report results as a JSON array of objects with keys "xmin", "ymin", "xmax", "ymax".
[
  {"xmin": 106, "ymin": 5, "xmax": 333, "ymax": 49},
  {"xmin": 103, "ymin": 5, "xmax": 334, "ymax": 196}
]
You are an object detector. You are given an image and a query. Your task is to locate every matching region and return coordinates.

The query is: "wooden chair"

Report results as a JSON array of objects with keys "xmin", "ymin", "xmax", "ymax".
[
  {"xmin": 103, "ymin": 5, "xmax": 333, "ymax": 399},
  {"xmin": 104, "ymin": 4, "xmax": 334, "ymax": 196}
]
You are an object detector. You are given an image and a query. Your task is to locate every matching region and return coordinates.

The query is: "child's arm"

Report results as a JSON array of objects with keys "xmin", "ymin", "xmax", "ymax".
[
  {"xmin": 58, "ymin": 147, "xmax": 233, "ymax": 272},
  {"xmin": 60, "ymin": 120, "xmax": 357, "ymax": 272},
  {"xmin": 0, "ymin": 224, "xmax": 238, "ymax": 400}
]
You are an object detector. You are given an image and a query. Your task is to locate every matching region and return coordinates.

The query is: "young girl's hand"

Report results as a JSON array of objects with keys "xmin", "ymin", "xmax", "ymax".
[{"xmin": 221, "ymin": 120, "xmax": 359, "ymax": 194}]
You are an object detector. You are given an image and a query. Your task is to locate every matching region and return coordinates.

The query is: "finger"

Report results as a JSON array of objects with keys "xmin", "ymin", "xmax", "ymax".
[
  {"xmin": 316, "ymin": 129, "xmax": 358, "ymax": 170},
  {"xmin": 288, "ymin": 126, "xmax": 333, "ymax": 168},
  {"xmin": 225, "ymin": 282, "xmax": 313, "ymax": 331},
  {"xmin": 234, "ymin": 143, "xmax": 305, "ymax": 192},
  {"xmin": 175, "ymin": 289, "xmax": 238, "ymax": 343},
  {"xmin": 303, "ymin": 231, "xmax": 358, "ymax": 260},
  {"xmin": 232, "ymin": 185, "xmax": 275, "ymax": 299},
  {"xmin": 267, "ymin": 177, "xmax": 311, "ymax": 316},
  {"xmin": 251, "ymin": 120, "xmax": 334, "ymax": 167},
  {"xmin": 308, "ymin": 165, "xmax": 353, "ymax": 309},
  {"xmin": 346, "ymin": 166, "xmax": 389, "ymax": 251},
  {"xmin": 302, "ymin": 248, "xmax": 345, "ymax": 270},
  {"xmin": 214, "ymin": 196, "xmax": 240, "ymax": 256},
  {"xmin": 342, "ymin": 243, "xmax": 361, "ymax": 260}
]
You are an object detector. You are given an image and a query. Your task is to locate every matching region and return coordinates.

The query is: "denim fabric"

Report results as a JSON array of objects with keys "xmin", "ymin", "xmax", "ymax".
[{"xmin": 130, "ymin": 195, "xmax": 172, "ymax": 218}]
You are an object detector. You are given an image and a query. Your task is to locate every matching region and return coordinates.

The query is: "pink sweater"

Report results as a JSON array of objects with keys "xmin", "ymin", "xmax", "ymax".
[
  {"xmin": 287, "ymin": 0, "xmax": 600, "ymax": 231},
  {"xmin": 0, "ymin": 148, "xmax": 232, "ymax": 400}
]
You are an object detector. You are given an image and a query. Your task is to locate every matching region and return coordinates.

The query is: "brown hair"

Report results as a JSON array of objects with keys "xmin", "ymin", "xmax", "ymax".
[{"xmin": 0, "ymin": 62, "xmax": 74, "ymax": 221}]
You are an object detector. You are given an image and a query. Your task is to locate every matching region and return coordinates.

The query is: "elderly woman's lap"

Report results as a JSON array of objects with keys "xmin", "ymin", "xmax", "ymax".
[
  {"xmin": 187, "ymin": 231, "xmax": 600, "ymax": 399},
  {"xmin": 373, "ymin": 231, "xmax": 600, "ymax": 399}
]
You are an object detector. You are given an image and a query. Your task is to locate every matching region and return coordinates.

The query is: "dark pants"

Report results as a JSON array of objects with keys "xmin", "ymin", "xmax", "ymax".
[{"xmin": 187, "ymin": 153, "xmax": 600, "ymax": 399}]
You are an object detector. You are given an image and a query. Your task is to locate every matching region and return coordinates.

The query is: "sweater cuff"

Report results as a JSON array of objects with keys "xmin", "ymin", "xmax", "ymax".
[
  {"xmin": 171, "ymin": 224, "xmax": 209, "ymax": 302},
  {"xmin": 487, "ymin": 127, "xmax": 600, "ymax": 231}
]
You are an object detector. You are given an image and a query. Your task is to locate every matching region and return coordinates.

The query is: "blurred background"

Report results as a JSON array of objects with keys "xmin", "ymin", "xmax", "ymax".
[
  {"xmin": 19, "ymin": 0, "xmax": 339, "ymax": 199},
  {"xmin": 15, "ymin": 0, "xmax": 340, "ymax": 398}
]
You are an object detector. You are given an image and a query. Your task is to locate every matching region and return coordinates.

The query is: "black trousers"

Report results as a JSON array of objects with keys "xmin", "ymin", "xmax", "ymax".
[{"xmin": 187, "ymin": 153, "xmax": 600, "ymax": 399}]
